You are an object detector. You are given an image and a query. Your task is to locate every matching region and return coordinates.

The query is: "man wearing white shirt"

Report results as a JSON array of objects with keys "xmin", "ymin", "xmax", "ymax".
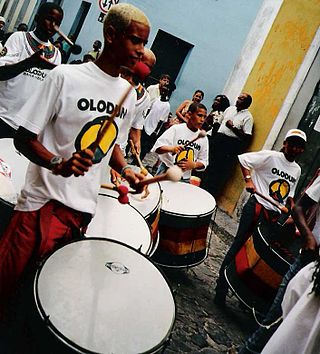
[{"xmin": 203, "ymin": 92, "xmax": 253, "ymax": 197}]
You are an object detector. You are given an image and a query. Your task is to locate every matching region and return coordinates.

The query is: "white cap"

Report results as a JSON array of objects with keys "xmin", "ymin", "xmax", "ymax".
[
  {"xmin": 0, "ymin": 16, "xmax": 6, "ymax": 23},
  {"xmin": 284, "ymin": 129, "xmax": 307, "ymax": 142}
]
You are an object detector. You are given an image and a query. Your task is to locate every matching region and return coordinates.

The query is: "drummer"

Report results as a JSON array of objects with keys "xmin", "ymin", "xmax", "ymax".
[
  {"xmin": 0, "ymin": 2, "xmax": 150, "ymax": 322},
  {"xmin": 214, "ymin": 128, "xmax": 306, "ymax": 307},
  {"xmin": 151, "ymin": 102, "xmax": 209, "ymax": 182}
]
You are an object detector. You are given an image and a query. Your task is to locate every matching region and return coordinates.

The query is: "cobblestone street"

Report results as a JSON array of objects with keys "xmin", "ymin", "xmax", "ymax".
[{"xmin": 142, "ymin": 153, "xmax": 258, "ymax": 354}]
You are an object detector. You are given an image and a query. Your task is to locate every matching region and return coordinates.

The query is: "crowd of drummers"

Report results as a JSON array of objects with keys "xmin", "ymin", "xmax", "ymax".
[{"xmin": 0, "ymin": 2, "xmax": 319, "ymax": 353}]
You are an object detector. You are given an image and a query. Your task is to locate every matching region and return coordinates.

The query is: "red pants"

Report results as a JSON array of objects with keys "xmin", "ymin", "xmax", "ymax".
[{"xmin": 0, "ymin": 200, "xmax": 90, "ymax": 315}]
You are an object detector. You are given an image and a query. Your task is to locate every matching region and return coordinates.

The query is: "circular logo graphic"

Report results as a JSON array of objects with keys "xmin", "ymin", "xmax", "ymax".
[{"xmin": 269, "ymin": 179, "xmax": 290, "ymax": 204}]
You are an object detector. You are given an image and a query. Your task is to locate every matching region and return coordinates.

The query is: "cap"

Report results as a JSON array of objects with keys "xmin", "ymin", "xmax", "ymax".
[
  {"xmin": 0, "ymin": 16, "xmax": 6, "ymax": 23},
  {"xmin": 285, "ymin": 129, "xmax": 307, "ymax": 142}
]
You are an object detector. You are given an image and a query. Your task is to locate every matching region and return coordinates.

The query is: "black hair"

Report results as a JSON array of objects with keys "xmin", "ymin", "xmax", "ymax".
[
  {"xmin": 285, "ymin": 136, "xmax": 306, "ymax": 148},
  {"xmin": 188, "ymin": 102, "xmax": 207, "ymax": 114},
  {"xmin": 94, "ymin": 40, "xmax": 102, "ymax": 49},
  {"xmin": 37, "ymin": 2, "xmax": 63, "ymax": 18},
  {"xmin": 212, "ymin": 94, "xmax": 230, "ymax": 111},
  {"xmin": 160, "ymin": 74, "xmax": 170, "ymax": 81},
  {"xmin": 194, "ymin": 90, "xmax": 204, "ymax": 99}
]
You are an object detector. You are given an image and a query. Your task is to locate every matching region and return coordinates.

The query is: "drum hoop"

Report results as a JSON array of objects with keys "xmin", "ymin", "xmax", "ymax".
[
  {"xmin": 95, "ymin": 193, "xmax": 154, "ymax": 255},
  {"xmin": 160, "ymin": 208, "xmax": 215, "ymax": 219},
  {"xmin": 34, "ymin": 237, "xmax": 176, "ymax": 353},
  {"xmin": 256, "ymin": 223, "xmax": 291, "ymax": 266},
  {"xmin": 0, "ymin": 196, "xmax": 15, "ymax": 208}
]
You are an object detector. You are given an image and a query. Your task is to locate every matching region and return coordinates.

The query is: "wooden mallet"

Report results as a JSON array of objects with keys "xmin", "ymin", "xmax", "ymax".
[
  {"xmin": 254, "ymin": 191, "xmax": 289, "ymax": 214},
  {"xmin": 129, "ymin": 139, "xmax": 148, "ymax": 176},
  {"xmin": 101, "ymin": 183, "xmax": 129, "ymax": 204},
  {"xmin": 53, "ymin": 25, "xmax": 82, "ymax": 55},
  {"xmin": 134, "ymin": 166, "xmax": 183, "ymax": 190}
]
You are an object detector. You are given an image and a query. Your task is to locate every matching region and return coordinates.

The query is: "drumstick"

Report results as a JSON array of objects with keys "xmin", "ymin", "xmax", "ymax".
[
  {"xmin": 135, "ymin": 166, "xmax": 183, "ymax": 189},
  {"xmin": 90, "ymin": 63, "xmax": 150, "ymax": 155},
  {"xmin": 90, "ymin": 86, "xmax": 133, "ymax": 154},
  {"xmin": 254, "ymin": 191, "xmax": 289, "ymax": 214},
  {"xmin": 184, "ymin": 130, "xmax": 207, "ymax": 149},
  {"xmin": 129, "ymin": 139, "xmax": 148, "ymax": 176},
  {"xmin": 101, "ymin": 183, "xmax": 129, "ymax": 204},
  {"xmin": 53, "ymin": 25, "xmax": 82, "ymax": 55}
]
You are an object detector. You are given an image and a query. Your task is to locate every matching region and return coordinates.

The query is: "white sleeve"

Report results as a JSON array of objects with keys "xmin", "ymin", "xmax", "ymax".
[
  {"xmin": 195, "ymin": 137, "xmax": 209, "ymax": 170},
  {"xmin": 15, "ymin": 69, "xmax": 62, "ymax": 134},
  {"xmin": 159, "ymin": 103, "xmax": 170, "ymax": 122},
  {"xmin": 238, "ymin": 150, "xmax": 271, "ymax": 170},
  {"xmin": 0, "ymin": 32, "xmax": 24, "ymax": 66},
  {"xmin": 306, "ymin": 176, "xmax": 320, "ymax": 203},
  {"xmin": 242, "ymin": 113, "xmax": 254, "ymax": 135},
  {"xmin": 151, "ymin": 125, "xmax": 176, "ymax": 153}
]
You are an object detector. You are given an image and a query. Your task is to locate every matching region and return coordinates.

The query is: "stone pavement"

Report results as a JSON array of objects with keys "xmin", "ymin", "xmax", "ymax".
[{"xmin": 141, "ymin": 152, "xmax": 258, "ymax": 353}]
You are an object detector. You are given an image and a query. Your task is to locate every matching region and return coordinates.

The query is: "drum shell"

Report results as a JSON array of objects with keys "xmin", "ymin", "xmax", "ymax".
[
  {"xmin": 152, "ymin": 182, "xmax": 216, "ymax": 268},
  {"xmin": 29, "ymin": 238, "xmax": 175, "ymax": 353},
  {"xmin": 225, "ymin": 221, "xmax": 302, "ymax": 315}
]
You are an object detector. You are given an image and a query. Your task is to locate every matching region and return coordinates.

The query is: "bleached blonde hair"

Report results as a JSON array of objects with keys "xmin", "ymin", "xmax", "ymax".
[
  {"xmin": 143, "ymin": 48, "xmax": 156, "ymax": 67},
  {"xmin": 104, "ymin": 3, "xmax": 150, "ymax": 35}
]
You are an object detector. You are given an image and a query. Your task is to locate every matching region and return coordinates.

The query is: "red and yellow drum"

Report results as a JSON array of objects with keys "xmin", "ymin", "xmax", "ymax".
[
  {"xmin": 152, "ymin": 181, "xmax": 216, "ymax": 268},
  {"xmin": 225, "ymin": 221, "xmax": 302, "ymax": 315}
]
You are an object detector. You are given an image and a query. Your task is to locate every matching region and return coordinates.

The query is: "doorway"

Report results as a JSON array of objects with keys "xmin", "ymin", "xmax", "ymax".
[{"xmin": 146, "ymin": 29, "xmax": 194, "ymax": 92}]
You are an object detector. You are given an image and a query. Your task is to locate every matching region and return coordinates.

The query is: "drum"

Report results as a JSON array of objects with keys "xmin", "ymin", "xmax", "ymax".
[
  {"xmin": 101, "ymin": 165, "xmax": 162, "ymax": 254},
  {"xmin": 86, "ymin": 193, "xmax": 153, "ymax": 255},
  {"xmin": 32, "ymin": 238, "xmax": 176, "ymax": 353},
  {"xmin": 0, "ymin": 138, "xmax": 29, "ymax": 201},
  {"xmin": 225, "ymin": 221, "xmax": 302, "ymax": 315},
  {"xmin": 152, "ymin": 181, "xmax": 216, "ymax": 268}
]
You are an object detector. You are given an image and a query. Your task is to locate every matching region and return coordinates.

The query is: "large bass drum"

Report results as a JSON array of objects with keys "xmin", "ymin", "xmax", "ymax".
[
  {"xmin": 32, "ymin": 238, "xmax": 176, "ymax": 353},
  {"xmin": 225, "ymin": 220, "xmax": 302, "ymax": 315}
]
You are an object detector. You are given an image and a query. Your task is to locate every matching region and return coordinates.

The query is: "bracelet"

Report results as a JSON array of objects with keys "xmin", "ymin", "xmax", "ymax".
[
  {"xmin": 244, "ymin": 175, "xmax": 251, "ymax": 181},
  {"xmin": 121, "ymin": 165, "xmax": 132, "ymax": 177}
]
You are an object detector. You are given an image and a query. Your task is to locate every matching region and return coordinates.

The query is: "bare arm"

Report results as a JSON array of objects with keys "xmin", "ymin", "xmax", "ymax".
[
  {"xmin": 292, "ymin": 194, "xmax": 318, "ymax": 251},
  {"xmin": 155, "ymin": 145, "xmax": 184, "ymax": 155},
  {"xmin": 129, "ymin": 128, "xmax": 141, "ymax": 155},
  {"xmin": 0, "ymin": 50, "xmax": 56, "ymax": 81},
  {"xmin": 240, "ymin": 165, "xmax": 256, "ymax": 193},
  {"xmin": 175, "ymin": 100, "xmax": 190, "ymax": 123},
  {"xmin": 14, "ymin": 126, "xmax": 93, "ymax": 177}
]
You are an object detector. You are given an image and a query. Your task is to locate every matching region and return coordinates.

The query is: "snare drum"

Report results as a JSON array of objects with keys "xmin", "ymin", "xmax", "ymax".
[
  {"xmin": 225, "ymin": 221, "xmax": 302, "ymax": 315},
  {"xmin": 86, "ymin": 194, "xmax": 153, "ymax": 255},
  {"xmin": 32, "ymin": 238, "xmax": 176, "ymax": 353},
  {"xmin": 152, "ymin": 181, "xmax": 216, "ymax": 268},
  {"xmin": 101, "ymin": 165, "xmax": 162, "ymax": 254}
]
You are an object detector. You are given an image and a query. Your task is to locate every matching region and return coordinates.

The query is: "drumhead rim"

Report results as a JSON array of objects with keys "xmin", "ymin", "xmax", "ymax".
[
  {"xmin": 160, "ymin": 207, "xmax": 216, "ymax": 219},
  {"xmin": 33, "ymin": 237, "xmax": 176, "ymax": 353},
  {"xmin": 94, "ymin": 194, "xmax": 154, "ymax": 255}
]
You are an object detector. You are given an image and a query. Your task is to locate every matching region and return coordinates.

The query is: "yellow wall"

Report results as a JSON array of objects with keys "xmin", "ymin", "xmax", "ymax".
[{"xmin": 219, "ymin": 0, "xmax": 320, "ymax": 215}]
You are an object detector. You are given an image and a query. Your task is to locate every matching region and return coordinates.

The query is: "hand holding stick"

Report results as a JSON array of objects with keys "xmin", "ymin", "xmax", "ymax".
[
  {"xmin": 129, "ymin": 139, "xmax": 148, "ymax": 176},
  {"xmin": 254, "ymin": 191, "xmax": 289, "ymax": 214}
]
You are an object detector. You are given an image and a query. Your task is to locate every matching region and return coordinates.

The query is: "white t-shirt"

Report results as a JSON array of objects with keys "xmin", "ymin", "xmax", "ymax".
[
  {"xmin": 238, "ymin": 150, "xmax": 301, "ymax": 212},
  {"xmin": 218, "ymin": 106, "xmax": 253, "ymax": 138},
  {"xmin": 262, "ymin": 261, "xmax": 320, "ymax": 354},
  {"xmin": 146, "ymin": 83, "xmax": 160, "ymax": 104},
  {"xmin": 131, "ymin": 84, "xmax": 151, "ymax": 130},
  {"xmin": 143, "ymin": 97, "xmax": 170, "ymax": 136},
  {"xmin": 151, "ymin": 123, "xmax": 209, "ymax": 180},
  {"xmin": 0, "ymin": 31, "xmax": 61, "ymax": 129},
  {"xmin": 306, "ymin": 175, "xmax": 320, "ymax": 244},
  {"xmin": 15, "ymin": 62, "xmax": 135, "ymax": 215}
]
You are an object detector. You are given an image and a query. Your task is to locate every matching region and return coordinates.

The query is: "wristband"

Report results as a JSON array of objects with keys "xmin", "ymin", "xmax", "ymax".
[{"xmin": 121, "ymin": 165, "xmax": 132, "ymax": 177}]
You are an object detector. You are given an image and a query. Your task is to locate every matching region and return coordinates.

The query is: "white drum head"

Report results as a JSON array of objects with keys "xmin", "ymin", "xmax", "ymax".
[
  {"xmin": 0, "ymin": 139, "xmax": 29, "ymax": 201},
  {"xmin": 86, "ymin": 194, "xmax": 152, "ymax": 255},
  {"xmin": 101, "ymin": 165, "xmax": 161, "ymax": 219},
  {"xmin": 160, "ymin": 181, "xmax": 216, "ymax": 216},
  {"xmin": 35, "ymin": 239, "xmax": 175, "ymax": 353}
]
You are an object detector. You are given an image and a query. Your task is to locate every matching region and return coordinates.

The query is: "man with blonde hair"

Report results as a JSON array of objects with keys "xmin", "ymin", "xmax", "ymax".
[{"xmin": 0, "ymin": 3, "xmax": 150, "ymax": 341}]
